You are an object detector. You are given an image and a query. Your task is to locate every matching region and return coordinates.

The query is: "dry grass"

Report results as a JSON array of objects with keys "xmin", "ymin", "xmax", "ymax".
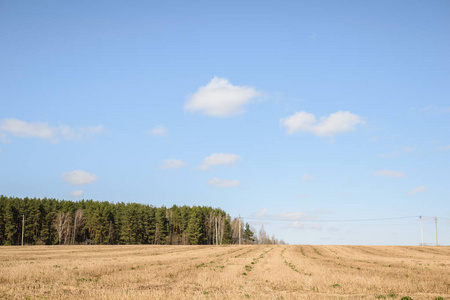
[{"xmin": 1, "ymin": 245, "xmax": 449, "ymax": 299}]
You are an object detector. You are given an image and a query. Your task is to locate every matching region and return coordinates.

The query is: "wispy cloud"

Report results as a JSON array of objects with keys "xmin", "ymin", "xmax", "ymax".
[
  {"xmin": 0, "ymin": 133, "xmax": 10, "ymax": 143},
  {"xmin": 437, "ymin": 145, "xmax": 450, "ymax": 151},
  {"xmin": 301, "ymin": 174, "xmax": 315, "ymax": 181},
  {"xmin": 289, "ymin": 221, "xmax": 305, "ymax": 229},
  {"xmin": 70, "ymin": 190, "xmax": 84, "ymax": 198},
  {"xmin": 373, "ymin": 169, "xmax": 405, "ymax": 178},
  {"xmin": 380, "ymin": 146, "xmax": 416, "ymax": 158},
  {"xmin": 207, "ymin": 177, "xmax": 241, "ymax": 188},
  {"xmin": 0, "ymin": 118, "xmax": 104, "ymax": 143},
  {"xmin": 252, "ymin": 209, "xmax": 317, "ymax": 221},
  {"xmin": 408, "ymin": 186, "xmax": 426, "ymax": 196},
  {"xmin": 59, "ymin": 124, "xmax": 105, "ymax": 141},
  {"xmin": 62, "ymin": 170, "xmax": 98, "ymax": 186},
  {"xmin": 198, "ymin": 153, "xmax": 241, "ymax": 171},
  {"xmin": 185, "ymin": 77, "xmax": 260, "ymax": 117},
  {"xmin": 1, "ymin": 119, "xmax": 55, "ymax": 140},
  {"xmin": 410, "ymin": 105, "xmax": 450, "ymax": 114},
  {"xmin": 157, "ymin": 159, "xmax": 186, "ymax": 170},
  {"xmin": 296, "ymin": 193, "xmax": 307, "ymax": 198},
  {"xmin": 280, "ymin": 111, "xmax": 364, "ymax": 136},
  {"xmin": 149, "ymin": 125, "xmax": 168, "ymax": 137},
  {"xmin": 309, "ymin": 223, "xmax": 322, "ymax": 230}
]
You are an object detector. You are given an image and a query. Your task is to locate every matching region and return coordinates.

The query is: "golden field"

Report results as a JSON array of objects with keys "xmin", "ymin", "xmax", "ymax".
[{"xmin": 0, "ymin": 245, "xmax": 449, "ymax": 299}]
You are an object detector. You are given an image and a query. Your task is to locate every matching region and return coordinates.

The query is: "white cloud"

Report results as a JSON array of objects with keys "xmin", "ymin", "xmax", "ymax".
[
  {"xmin": 301, "ymin": 174, "xmax": 315, "ymax": 181},
  {"xmin": 198, "ymin": 153, "xmax": 241, "ymax": 171},
  {"xmin": 157, "ymin": 159, "xmax": 186, "ymax": 170},
  {"xmin": 253, "ymin": 208, "xmax": 269, "ymax": 218},
  {"xmin": 289, "ymin": 221, "xmax": 305, "ymax": 229},
  {"xmin": 380, "ymin": 146, "xmax": 416, "ymax": 158},
  {"xmin": 408, "ymin": 186, "xmax": 426, "ymax": 195},
  {"xmin": 296, "ymin": 193, "xmax": 307, "ymax": 198},
  {"xmin": 280, "ymin": 111, "xmax": 364, "ymax": 136},
  {"xmin": 0, "ymin": 118, "xmax": 55, "ymax": 140},
  {"xmin": 207, "ymin": 177, "xmax": 241, "ymax": 188},
  {"xmin": 437, "ymin": 145, "xmax": 450, "ymax": 151},
  {"xmin": 62, "ymin": 170, "xmax": 98, "ymax": 186},
  {"xmin": 185, "ymin": 77, "xmax": 260, "ymax": 117},
  {"xmin": 0, "ymin": 118, "xmax": 104, "ymax": 142},
  {"xmin": 70, "ymin": 190, "xmax": 84, "ymax": 198},
  {"xmin": 411, "ymin": 105, "xmax": 450, "ymax": 114},
  {"xmin": 0, "ymin": 133, "xmax": 10, "ymax": 143},
  {"xmin": 149, "ymin": 125, "xmax": 168, "ymax": 137},
  {"xmin": 373, "ymin": 169, "xmax": 405, "ymax": 178},
  {"xmin": 58, "ymin": 125, "xmax": 105, "ymax": 141},
  {"xmin": 252, "ymin": 209, "xmax": 317, "ymax": 221}
]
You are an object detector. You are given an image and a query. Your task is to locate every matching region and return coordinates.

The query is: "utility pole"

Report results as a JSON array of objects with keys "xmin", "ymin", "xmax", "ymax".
[
  {"xmin": 238, "ymin": 215, "xmax": 241, "ymax": 246},
  {"xmin": 435, "ymin": 217, "xmax": 438, "ymax": 246},
  {"xmin": 419, "ymin": 216, "xmax": 424, "ymax": 246},
  {"xmin": 21, "ymin": 215, "xmax": 24, "ymax": 246}
]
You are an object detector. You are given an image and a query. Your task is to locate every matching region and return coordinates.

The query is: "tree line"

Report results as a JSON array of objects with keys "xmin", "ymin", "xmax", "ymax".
[{"xmin": 0, "ymin": 195, "xmax": 284, "ymax": 246}]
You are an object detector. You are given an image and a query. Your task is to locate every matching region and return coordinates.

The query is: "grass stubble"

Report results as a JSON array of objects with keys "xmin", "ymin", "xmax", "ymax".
[{"xmin": 0, "ymin": 245, "xmax": 449, "ymax": 299}]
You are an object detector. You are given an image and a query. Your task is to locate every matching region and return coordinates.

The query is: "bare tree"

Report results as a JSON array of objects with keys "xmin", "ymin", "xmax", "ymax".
[
  {"xmin": 72, "ymin": 208, "xmax": 85, "ymax": 245},
  {"xmin": 54, "ymin": 211, "xmax": 71, "ymax": 245},
  {"xmin": 258, "ymin": 225, "xmax": 268, "ymax": 245}
]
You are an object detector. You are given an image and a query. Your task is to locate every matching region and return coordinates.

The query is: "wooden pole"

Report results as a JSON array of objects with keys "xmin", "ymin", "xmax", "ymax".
[
  {"xmin": 238, "ymin": 215, "xmax": 241, "ymax": 246},
  {"xmin": 435, "ymin": 217, "xmax": 438, "ymax": 246},
  {"xmin": 22, "ymin": 215, "xmax": 24, "ymax": 246},
  {"xmin": 419, "ymin": 216, "xmax": 424, "ymax": 246}
]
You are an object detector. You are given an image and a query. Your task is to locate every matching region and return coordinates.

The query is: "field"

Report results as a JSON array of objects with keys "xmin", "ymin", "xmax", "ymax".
[{"xmin": 1, "ymin": 245, "xmax": 449, "ymax": 299}]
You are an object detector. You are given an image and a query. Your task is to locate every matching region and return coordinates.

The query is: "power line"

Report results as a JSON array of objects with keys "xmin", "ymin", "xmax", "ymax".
[{"xmin": 239, "ymin": 215, "xmax": 420, "ymax": 223}]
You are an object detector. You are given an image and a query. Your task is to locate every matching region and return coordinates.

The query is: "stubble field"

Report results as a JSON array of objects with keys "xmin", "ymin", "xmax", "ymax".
[{"xmin": 1, "ymin": 245, "xmax": 449, "ymax": 299}]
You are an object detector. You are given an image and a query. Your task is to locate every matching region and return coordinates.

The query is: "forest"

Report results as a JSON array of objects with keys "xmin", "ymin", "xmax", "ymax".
[{"xmin": 0, "ymin": 195, "xmax": 283, "ymax": 246}]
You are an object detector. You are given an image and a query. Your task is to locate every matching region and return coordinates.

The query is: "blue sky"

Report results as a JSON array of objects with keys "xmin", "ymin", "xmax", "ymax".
[{"xmin": 1, "ymin": 1, "xmax": 449, "ymax": 245}]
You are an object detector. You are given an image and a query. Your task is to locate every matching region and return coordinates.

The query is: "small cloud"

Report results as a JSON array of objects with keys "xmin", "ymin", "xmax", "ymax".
[
  {"xmin": 62, "ymin": 170, "xmax": 98, "ymax": 186},
  {"xmin": 251, "ymin": 209, "xmax": 317, "ymax": 221},
  {"xmin": 149, "ymin": 125, "xmax": 168, "ymax": 137},
  {"xmin": 0, "ymin": 118, "xmax": 55, "ymax": 141},
  {"xmin": 0, "ymin": 133, "xmax": 10, "ymax": 143},
  {"xmin": 58, "ymin": 125, "xmax": 105, "ymax": 141},
  {"xmin": 280, "ymin": 111, "xmax": 364, "ymax": 136},
  {"xmin": 0, "ymin": 118, "xmax": 104, "ymax": 143},
  {"xmin": 253, "ymin": 208, "xmax": 269, "ymax": 218},
  {"xmin": 207, "ymin": 177, "xmax": 241, "ymax": 188},
  {"xmin": 411, "ymin": 105, "xmax": 450, "ymax": 114},
  {"xmin": 309, "ymin": 223, "xmax": 322, "ymax": 230},
  {"xmin": 408, "ymin": 186, "xmax": 426, "ymax": 196},
  {"xmin": 437, "ymin": 145, "xmax": 450, "ymax": 151},
  {"xmin": 198, "ymin": 153, "xmax": 241, "ymax": 171},
  {"xmin": 296, "ymin": 193, "xmax": 307, "ymax": 198},
  {"xmin": 70, "ymin": 190, "xmax": 84, "ymax": 198},
  {"xmin": 380, "ymin": 146, "xmax": 416, "ymax": 158},
  {"xmin": 289, "ymin": 221, "xmax": 305, "ymax": 229},
  {"xmin": 157, "ymin": 159, "xmax": 186, "ymax": 170},
  {"xmin": 301, "ymin": 174, "xmax": 315, "ymax": 181},
  {"xmin": 373, "ymin": 169, "xmax": 405, "ymax": 178},
  {"xmin": 185, "ymin": 77, "xmax": 260, "ymax": 117},
  {"xmin": 327, "ymin": 227, "xmax": 340, "ymax": 232},
  {"xmin": 275, "ymin": 212, "xmax": 315, "ymax": 220}
]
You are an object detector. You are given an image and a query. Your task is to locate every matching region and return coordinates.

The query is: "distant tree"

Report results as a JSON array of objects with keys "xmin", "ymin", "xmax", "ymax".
[
  {"xmin": 0, "ymin": 196, "xmax": 282, "ymax": 246},
  {"xmin": 54, "ymin": 211, "xmax": 71, "ymax": 245},
  {"xmin": 186, "ymin": 207, "xmax": 203, "ymax": 245},
  {"xmin": 72, "ymin": 208, "xmax": 85, "ymax": 244},
  {"xmin": 243, "ymin": 223, "xmax": 255, "ymax": 244},
  {"xmin": 258, "ymin": 225, "xmax": 268, "ymax": 245}
]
